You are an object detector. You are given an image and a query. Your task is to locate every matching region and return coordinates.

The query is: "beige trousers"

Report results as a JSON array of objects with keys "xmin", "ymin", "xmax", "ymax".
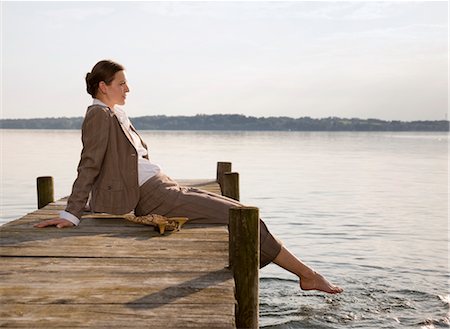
[{"xmin": 135, "ymin": 171, "xmax": 282, "ymax": 268}]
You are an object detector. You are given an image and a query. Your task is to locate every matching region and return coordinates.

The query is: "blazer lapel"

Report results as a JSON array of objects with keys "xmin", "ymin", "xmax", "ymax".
[
  {"xmin": 112, "ymin": 113, "xmax": 135, "ymax": 149},
  {"xmin": 130, "ymin": 124, "xmax": 148, "ymax": 151}
]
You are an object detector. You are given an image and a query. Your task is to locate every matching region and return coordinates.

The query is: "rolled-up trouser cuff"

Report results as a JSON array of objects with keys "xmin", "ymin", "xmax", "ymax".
[{"xmin": 259, "ymin": 220, "xmax": 283, "ymax": 268}]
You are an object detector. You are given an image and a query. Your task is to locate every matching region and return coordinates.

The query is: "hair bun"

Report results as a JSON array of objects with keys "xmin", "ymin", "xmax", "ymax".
[
  {"xmin": 85, "ymin": 72, "xmax": 94, "ymax": 96},
  {"xmin": 85, "ymin": 60, "xmax": 124, "ymax": 98}
]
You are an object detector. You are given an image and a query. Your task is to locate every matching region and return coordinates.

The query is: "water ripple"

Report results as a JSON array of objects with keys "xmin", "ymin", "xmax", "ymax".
[{"xmin": 260, "ymin": 277, "xmax": 449, "ymax": 329}]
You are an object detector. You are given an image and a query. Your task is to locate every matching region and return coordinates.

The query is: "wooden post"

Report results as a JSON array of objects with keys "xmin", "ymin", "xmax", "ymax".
[
  {"xmin": 229, "ymin": 207, "xmax": 259, "ymax": 329},
  {"xmin": 216, "ymin": 161, "xmax": 232, "ymax": 188},
  {"xmin": 37, "ymin": 176, "xmax": 54, "ymax": 209},
  {"xmin": 222, "ymin": 172, "xmax": 239, "ymax": 201}
]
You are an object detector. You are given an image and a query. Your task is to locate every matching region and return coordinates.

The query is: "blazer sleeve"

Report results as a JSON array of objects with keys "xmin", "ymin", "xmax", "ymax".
[{"xmin": 65, "ymin": 106, "xmax": 111, "ymax": 220}]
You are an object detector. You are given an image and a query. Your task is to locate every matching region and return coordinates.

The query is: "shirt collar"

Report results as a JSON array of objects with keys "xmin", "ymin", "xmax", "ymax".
[
  {"xmin": 92, "ymin": 98, "xmax": 126, "ymax": 116},
  {"xmin": 92, "ymin": 98, "xmax": 110, "ymax": 108}
]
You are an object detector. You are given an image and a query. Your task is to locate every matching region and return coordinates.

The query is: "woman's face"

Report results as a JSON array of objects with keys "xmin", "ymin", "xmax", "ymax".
[{"xmin": 101, "ymin": 70, "xmax": 130, "ymax": 106}]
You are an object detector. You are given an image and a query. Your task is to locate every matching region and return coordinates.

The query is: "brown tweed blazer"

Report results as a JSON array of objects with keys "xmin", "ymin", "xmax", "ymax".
[{"xmin": 65, "ymin": 104, "xmax": 147, "ymax": 219}]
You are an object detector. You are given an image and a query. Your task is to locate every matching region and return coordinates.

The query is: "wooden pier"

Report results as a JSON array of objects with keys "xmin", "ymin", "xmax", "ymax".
[{"xmin": 0, "ymin": 163, "xmax": 259, "ymax": 328}]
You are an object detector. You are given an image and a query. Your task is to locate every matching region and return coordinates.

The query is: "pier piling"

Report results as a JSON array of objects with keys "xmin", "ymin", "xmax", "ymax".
[
  {"xmin": 36, "ymin": 176, "xmax": 54, "ymax": 209},
  {"xmin": 222, "ymin": 172, "xmax": 240, "ymax": 201},
  {"xmin": 216, "ymin": 161, "xmax": 232, "ymax": 188},
  {"xmin": 229, "ymin": 207, "xmax": 260, "ymax": 329}
]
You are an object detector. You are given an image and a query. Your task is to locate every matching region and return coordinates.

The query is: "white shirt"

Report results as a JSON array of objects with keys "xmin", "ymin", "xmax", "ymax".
[
  {"xmin": 60, "ymin": 99, "xmax": 161, "ymax": 225},
  {"xmin": 105, "ymin": 100, "xmax": 161, "ymax": 184}
]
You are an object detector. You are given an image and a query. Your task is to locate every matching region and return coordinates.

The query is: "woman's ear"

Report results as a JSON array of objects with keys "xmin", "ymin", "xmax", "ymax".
[{"xmin": 98, "ymin": 81, "xmax": 107, "ymax": 95}]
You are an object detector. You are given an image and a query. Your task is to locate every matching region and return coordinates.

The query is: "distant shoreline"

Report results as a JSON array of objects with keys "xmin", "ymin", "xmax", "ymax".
[{"xmin": 1, "ymin": 114, "xmax": 448, "ymax": 131}]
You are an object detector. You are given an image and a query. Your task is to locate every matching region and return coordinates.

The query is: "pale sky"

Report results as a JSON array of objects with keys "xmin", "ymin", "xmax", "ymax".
[{"xmin": 1, "ymin": 1, "xmax": 448, "ymax": 120}]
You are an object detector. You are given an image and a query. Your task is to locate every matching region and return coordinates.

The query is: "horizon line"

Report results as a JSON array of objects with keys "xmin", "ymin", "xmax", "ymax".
[{"xmin": 1, "ymin": 114, "xmax": 448, "ymax": 123}]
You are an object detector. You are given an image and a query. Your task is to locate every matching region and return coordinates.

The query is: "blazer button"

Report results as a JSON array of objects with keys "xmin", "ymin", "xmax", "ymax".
[{"xmin": 107, "ymin": 186, "xmax": 112, "ymax": 190}]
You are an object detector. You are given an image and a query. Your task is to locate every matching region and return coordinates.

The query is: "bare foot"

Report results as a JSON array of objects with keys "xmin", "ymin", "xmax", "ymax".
[
  {"xmin": 300, "ymin": 271, "xmax": 343, "ymax": 294},
  {"xmin": 272, "ymin": 246, "xmax": 343, "ymax": 294}
]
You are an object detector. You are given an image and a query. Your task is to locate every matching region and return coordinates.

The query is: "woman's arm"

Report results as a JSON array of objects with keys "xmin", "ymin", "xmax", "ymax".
[{"xmin": 35, "ymin": 106, "xmax": 112, "ymax": 228}]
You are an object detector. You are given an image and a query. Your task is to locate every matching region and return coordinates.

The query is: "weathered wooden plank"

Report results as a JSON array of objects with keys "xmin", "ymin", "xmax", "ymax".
[
  {"xmin": 0, "ymin": 286, "xmax": 234, "ymax": 307},
  {"xmin": 0, "ymin": 229, "xmax": 228, "ymax": 242},
  {"xmin": 0, "ymin": 272, "xmax": 232, "ymax": 287},
  {"xmin": 0, "ymin": 227, "xmax": 228, "ymax": 240},
  {"xmin": 0, "ymin": 304, "xmax": 235, "ymax": 328},
  {"xmin": 0, "ymin": 245, "xmax": 227, "ymax": 258},
  {"xmin": 0, "ymin": 257, "xmax": 228, "ymax": 272},
  {"xmin": 1, "ymin": 223, "xmax": 229, "ymax": 239},
  {"xmin": 0, "ymin": 270, "xmax": 234, "ymax": 305}
]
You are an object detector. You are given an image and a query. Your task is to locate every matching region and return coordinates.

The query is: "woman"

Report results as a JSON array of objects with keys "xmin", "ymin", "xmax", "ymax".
[{"xmin": 35, "ymin": 60, "xmax": 343, "ymax": 294}]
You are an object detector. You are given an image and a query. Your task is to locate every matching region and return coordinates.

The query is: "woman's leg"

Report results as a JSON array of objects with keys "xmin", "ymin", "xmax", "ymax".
[
  {"xmin": 135, "ymin": 172, "xmax": 282, "ymax": 268},
  {"xmin": 136, "ymin": 172, "xmax": 342, "ymax": 293}
]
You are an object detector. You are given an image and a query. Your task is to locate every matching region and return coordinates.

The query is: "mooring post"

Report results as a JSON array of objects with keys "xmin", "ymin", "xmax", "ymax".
[
  {"xmin": 216, "ymin": 161, "xmax": 232, "ymax": 188},
  {"xmin": 229, "ymin": 207, "xmax": 259, "ymax": 329},
  {"xmin": 222, "ymin": 172, "xmax": 240, "ymax": 201},
  {"xmin": 37, "ymin": 176, "xmax": 54, "ymax": 209}
]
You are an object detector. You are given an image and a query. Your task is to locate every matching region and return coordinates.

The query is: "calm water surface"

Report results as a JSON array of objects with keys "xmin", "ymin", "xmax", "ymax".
[{"xmin": 1, "ymin": 130, "xmax": 448, "ymax": 328}]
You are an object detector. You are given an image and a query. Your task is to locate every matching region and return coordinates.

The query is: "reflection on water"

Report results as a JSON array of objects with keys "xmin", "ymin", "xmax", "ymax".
[{"xmin": 1, "ymin": 130, "xmax": 448, "ymax": 328}]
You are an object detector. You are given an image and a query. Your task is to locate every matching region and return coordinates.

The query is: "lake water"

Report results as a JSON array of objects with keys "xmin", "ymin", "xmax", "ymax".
[{"xmin": 1, "ymin": 129, "xmax": 448, "ymax": 328}]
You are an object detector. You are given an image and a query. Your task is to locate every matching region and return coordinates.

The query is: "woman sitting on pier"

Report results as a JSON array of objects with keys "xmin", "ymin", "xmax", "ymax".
[{"xmin": 35, "ymin": 60, "xmax": 343, "ymax": 295}]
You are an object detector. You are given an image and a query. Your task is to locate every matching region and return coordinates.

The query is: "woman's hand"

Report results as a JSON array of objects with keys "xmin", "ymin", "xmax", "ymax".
[{"xmin": 34, "ymin": 218, "xmax": 75, "ymax": 229}]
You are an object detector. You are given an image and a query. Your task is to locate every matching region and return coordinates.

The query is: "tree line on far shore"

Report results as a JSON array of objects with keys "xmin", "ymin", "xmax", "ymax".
[{"xmin": 0, "ymin": 114, "xmax": 448, "ymax": 131}]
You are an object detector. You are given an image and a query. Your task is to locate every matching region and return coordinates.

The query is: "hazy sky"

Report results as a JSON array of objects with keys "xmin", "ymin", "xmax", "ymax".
[{"xmin": 1, "ymin": 1, "xmax": 448, "ymax": 120}]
